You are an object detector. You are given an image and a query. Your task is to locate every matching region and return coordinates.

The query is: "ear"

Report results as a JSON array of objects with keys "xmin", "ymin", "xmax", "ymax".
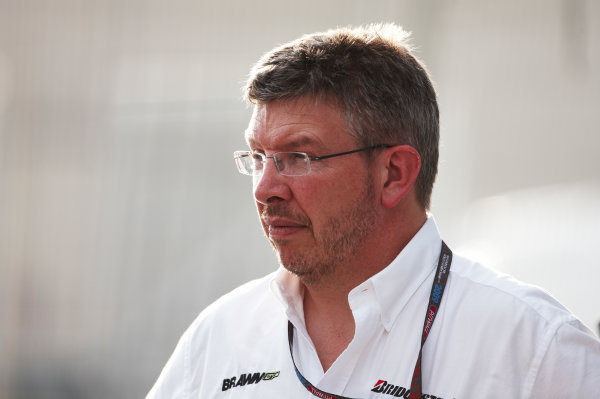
[{"xmin": 380, "ymin": 145, "xmax": 421, "ymax": 208}]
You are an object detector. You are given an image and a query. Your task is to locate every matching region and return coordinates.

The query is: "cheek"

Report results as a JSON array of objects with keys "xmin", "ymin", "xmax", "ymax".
[
  {"xmin": 314, "ymin": 173, "xmax": 361, "ymax": 202},
  {"xmin": 296, "ymin": 178, "xmax": 351, "ymax": 220}
]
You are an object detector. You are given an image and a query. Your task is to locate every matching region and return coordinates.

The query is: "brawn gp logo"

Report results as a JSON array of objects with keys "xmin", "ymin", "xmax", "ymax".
[{"xmin": 221, "ymin": 371, "xmax": 280, "ymax": 391}]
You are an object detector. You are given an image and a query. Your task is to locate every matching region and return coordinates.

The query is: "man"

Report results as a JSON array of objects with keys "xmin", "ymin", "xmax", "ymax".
[{"xmin": 148, "ymin": 24, "xmax": 600, "ymax": 398}]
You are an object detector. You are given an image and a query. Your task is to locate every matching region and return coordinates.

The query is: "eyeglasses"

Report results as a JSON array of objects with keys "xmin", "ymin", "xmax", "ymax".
[{"xmin": 233, "ymin": 144, "xmax": 391, "ymax": 177}]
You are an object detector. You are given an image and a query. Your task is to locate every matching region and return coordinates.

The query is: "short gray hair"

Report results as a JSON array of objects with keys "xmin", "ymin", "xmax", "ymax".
[{"xmin": 245, "ymin": 24, "xmax": 439, "ymax": 210}]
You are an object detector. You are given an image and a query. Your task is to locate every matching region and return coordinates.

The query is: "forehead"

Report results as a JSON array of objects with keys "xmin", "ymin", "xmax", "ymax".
[{"xmin": 245, "ymin": 97, "xmax": 354, "ymax": 150}]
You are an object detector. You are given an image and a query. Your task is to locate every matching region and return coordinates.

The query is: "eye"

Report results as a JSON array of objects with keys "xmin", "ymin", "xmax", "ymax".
[
  {"xmin": 283, "ymin": 152, "xmax": 309, "ymax": 168},
  {"xmin": 248, "ymin": 144, "xmax": 263, "ymax": 153}
]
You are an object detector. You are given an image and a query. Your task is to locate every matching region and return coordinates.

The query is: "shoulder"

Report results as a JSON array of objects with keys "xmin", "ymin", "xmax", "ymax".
[
  {"xmin": 147, "ymin": 271, "xmax": 286, "ymax": 398},
  {"xmin": 440, "ymin": 253, "xmax": 598, "ymax": 357},
  {"xmin": 436, "ymin": 254, "xmax": 600, "ymax": 395},
  {"xmin": 448, "ymin": 253, "xmax": 574, "ymax": 326},
  {"xmin": 187, "ymin": 270, "xmax": 281, "ymax": 334}
]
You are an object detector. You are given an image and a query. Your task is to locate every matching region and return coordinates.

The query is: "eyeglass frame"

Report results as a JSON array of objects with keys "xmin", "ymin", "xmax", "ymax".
[{"xmin": 233, "ymin": 144, "xmax": 392, "ymax": 177}]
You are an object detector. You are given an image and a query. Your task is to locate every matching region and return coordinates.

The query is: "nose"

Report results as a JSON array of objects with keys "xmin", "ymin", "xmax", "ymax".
[{"xmin": 253, "ymin": 156, "xmax": 292, "ymax": 205}]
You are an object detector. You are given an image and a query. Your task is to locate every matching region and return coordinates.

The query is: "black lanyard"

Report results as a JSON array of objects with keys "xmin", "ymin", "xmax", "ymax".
[{"xmin": 287, "ymin": 241, "xmax": 453, "ymax": 399}]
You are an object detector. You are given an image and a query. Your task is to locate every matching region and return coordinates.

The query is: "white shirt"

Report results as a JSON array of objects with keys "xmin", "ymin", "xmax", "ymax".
[{"xmin": 147, "ymin": 217, "xmax": 600, "ymax": 398}]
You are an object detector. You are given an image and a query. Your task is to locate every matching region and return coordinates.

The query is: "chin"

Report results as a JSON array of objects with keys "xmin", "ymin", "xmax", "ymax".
[
  {"xmin": 278, "ymin": 253, "xmax": 337, "ymax": 288},
  {"xmin": 277, "ymin": 252, "xmax": 312, "ymax": 277},
  {"xmin": 283, "ymin": 266, "xmax": 320, "ymax": 287}
]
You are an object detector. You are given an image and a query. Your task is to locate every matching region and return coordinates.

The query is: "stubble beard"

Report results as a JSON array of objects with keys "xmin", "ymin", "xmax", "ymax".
[{"xmin": 264, "ymin": 177, "xmax": 379, "ymax": 287}]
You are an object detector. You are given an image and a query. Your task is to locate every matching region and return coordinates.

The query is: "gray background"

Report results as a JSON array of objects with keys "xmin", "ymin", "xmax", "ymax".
[{"xmin": 1, "ymin": 1, "xmax": 598, "ymax": 398}]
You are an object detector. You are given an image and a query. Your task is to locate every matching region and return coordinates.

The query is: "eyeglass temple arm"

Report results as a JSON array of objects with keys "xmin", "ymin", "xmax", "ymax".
[{"xmin": 309, "ymin": 144, "xmax": 393, "ymax": 161}]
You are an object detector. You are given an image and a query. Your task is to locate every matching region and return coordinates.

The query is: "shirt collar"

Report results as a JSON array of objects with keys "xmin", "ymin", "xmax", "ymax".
[
  {"xmin": 270, "ymin": 267, "xmax": 306, "ymax": 327},
  {"xmin": 359, "ymin": 216, "xmax": 442, "ymax": 331},
  {"xmin": 270, "ymin": 215, "xmax": 443, "ymax": 332}
]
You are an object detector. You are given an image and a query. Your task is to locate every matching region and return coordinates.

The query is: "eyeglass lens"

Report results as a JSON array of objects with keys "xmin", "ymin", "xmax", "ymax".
[{"xmin": 236, "ymin": 152, "xmax": 310, "ymax": 176}]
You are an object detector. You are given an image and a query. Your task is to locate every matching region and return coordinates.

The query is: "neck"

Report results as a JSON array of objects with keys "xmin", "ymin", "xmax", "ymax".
[
  {"xmin": 302, "ymin": 282, "xmax": 355, "ymax": 372},
  {"xmin": 300, "ymin": 209, "xmax": 427, "ymax": 371}
]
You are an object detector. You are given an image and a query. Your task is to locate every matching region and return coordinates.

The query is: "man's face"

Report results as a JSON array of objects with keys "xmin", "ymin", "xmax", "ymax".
[{"xmin": 245, "ymin": 97, "xmax": 380, "ymax": 286}]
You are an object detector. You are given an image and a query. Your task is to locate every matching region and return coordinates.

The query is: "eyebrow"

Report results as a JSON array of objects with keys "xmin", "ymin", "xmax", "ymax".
[{"xmin": 246, "ymin": 134, "xmax": 322, "ymax": 151}]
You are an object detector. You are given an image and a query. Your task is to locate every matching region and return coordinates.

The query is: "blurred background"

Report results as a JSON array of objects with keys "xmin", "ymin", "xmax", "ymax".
[{"xmin": 0, "ymin": 0, "xmax": 598, "ymax": 398}]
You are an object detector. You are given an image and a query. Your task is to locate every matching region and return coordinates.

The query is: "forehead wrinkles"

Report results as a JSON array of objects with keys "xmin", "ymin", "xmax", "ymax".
[
  {"xmin": 246, "ymin": 101, "xmax": 333, "ymax": 150},
  {"xmin": 245, "ymin": 98, "xmax": 352, "ymax": 149},
  {"xmin": 246, "ymin": 123, "xmax": 321, "ymax": 150}
]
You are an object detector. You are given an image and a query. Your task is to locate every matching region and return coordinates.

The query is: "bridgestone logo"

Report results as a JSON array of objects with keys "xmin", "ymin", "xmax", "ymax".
[
  {"xmin": 221, "ymin": 371, "xmax": 280, "ymax": 391},
  {"xmin": 371, "ymin": 379, "xmax": 445, "ymax": 399},
  {"xmin": 371, "ymin": 380, "xmax": 411, "ymax": 398}
]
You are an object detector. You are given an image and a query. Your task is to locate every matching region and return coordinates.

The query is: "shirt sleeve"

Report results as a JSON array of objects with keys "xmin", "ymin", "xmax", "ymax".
[
  {"xmin": 146, "ymin": 329, "xmax": 191, "ymax": 399},
  {"xmin": 529, "ymin": 318, "xmax": 600, "ymax": 398}
]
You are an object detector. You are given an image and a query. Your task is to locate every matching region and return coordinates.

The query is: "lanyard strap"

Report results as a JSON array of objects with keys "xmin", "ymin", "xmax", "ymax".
[
  {"xmin": 409, "ymin": 241, "xmax": 452, "ymax": 399},
  {"xmin": 287, "ymin": 241, "xmax": 452, "ymax": 399}
]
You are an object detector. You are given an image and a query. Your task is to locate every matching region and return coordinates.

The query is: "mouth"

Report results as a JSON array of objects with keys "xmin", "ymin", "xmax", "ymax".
[{"xmin": 262, "ymin": 217, "xmax": 308, "ymax": 240}]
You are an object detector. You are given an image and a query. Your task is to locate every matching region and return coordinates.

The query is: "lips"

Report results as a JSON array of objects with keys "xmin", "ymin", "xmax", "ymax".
[{"xmin": 262, "ymin": 216, "xmax": 308, "ymax": 239}]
